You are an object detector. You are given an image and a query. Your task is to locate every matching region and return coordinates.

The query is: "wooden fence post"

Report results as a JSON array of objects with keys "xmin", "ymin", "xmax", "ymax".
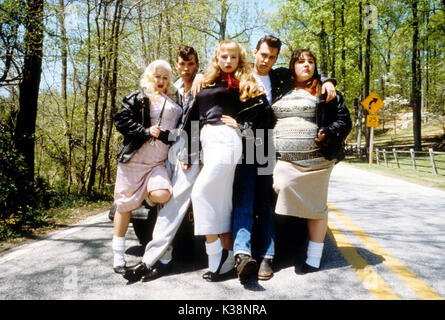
[
  {"xmin": 376, "ymin": 148, "xmax": 380, "ymax": 165},
  {"xmin": 383, "ymin": 149, "xmax": 388, "ymax": 167},
  {"xmin": 392, "ymin": 148, "xmax": 400, "ymax": 168},
  {"xmin": 410, "ymin": 148, "xmax": 416, "ymax": 170},
  {"xmin": 429, "ymin": 148, "xmax": 438, "ymax": 175}
]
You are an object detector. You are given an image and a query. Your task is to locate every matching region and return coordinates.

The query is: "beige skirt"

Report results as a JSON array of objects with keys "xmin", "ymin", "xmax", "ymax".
[{"xmin": 272, "ymin": 159, "xmax": 335, "ymax": 219}]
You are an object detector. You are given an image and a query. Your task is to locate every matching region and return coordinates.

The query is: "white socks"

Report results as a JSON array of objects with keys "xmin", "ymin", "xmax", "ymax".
[
  {"xmin": 305, "ymin": 240, "xmax": 324, "ymax": 268},
  {"xmin": 112, "ymin": 236, "xmax": 126, "ymax": 268},
  {"xmin": 205, "ymin": 238, "xmax": 223, "ymax": 273},
  {"xmin": 160, "ymin": 245, "xmax": 173, "ymax": 265}
]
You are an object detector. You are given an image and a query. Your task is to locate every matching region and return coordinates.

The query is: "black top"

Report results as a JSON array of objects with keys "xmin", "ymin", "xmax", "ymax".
[
  {"xmin": 114, "ymin": 89, "xmax": 179, "ymax": 163},
  {"xmin": 194, "ymin": 81, "xmax": 243, "ymax": 126}
]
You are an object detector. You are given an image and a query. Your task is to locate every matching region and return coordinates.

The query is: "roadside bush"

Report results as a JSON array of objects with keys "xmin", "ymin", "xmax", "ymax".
[{"xmin": 0, "ymin": 123, "xmax": 53, "ymax": 239}]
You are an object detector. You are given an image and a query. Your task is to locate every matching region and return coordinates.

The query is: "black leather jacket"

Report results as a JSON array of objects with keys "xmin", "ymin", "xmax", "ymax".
[
  {"xmin": 316, "ymin": 90, "xmax": 352, "ymax": 162},
  {"xmin": 114, "ymin": 89, "xmax": 178, "ymax": 163},
  {"xmin": 269, "ymin": 67, "xmax": 336, "ymax": 104},
  {"xmin": 180, "ymin": 88, "xmax": 274, "ymax": 165}
]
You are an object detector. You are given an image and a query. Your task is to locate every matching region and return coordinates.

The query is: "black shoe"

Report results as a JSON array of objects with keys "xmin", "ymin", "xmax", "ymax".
[
  {"xmin": 141, "ymin": 261, "xmax": 172, "ymax": 282},
  {"xmin": 113, "ymin": 264, "xmax": 127, "ymax": 274},
  {"xmin": 302, "ymin": 262, "xmax": 319, "ymax": 274},
  {"xmin": 257, "ymin": 258, "xmax": 274, "ymax": 281},
  {"xmin": 235, "ymin": 254, "xmax": 257, "ymax": 284},
  {"xmin": 123, "ymin": 262, "xmax": 150, "ymax": 281},
  {"xmin": 202, "ymin": 249, "xmax": 229, "ymax": 282}
]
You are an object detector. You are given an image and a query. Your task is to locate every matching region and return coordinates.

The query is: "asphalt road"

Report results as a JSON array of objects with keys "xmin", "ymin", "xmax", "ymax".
[{"xmin": 0, "ymin": 162, "xmax": 444, "ymax": 300}]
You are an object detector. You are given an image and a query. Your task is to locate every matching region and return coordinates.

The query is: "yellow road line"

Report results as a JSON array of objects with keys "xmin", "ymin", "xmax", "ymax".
[
  {"xmin": 328, "ymin": 202, "xmax": 444, "ymax": 300},
  {"xmin": 327, "ymin": 220, "xmax": 401, "ymax": 300}
]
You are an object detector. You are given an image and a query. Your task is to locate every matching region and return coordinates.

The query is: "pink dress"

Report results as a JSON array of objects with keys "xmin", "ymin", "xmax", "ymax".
[{"xmin": 114, "ymin": 93, "xmax": 182, "ymax": 213}]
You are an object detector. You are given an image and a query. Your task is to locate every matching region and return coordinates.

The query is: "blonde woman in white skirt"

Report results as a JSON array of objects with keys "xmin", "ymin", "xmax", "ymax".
[
  {"xmin": 181, "ymin": 40, "xmax": 267, "ymax": 281},
  {"xmin": 272, "ymin": 49, "xmax": 351, "ymax": 273}
]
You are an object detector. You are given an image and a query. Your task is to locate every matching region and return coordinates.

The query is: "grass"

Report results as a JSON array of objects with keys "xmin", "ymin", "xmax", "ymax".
[
  {"xmin": 344, "ymin": 157, "xmax": 445, "ymax": 191},
  {"xmin": 344, "ymin": 117, "xmax": 445, "ymax": 191}
]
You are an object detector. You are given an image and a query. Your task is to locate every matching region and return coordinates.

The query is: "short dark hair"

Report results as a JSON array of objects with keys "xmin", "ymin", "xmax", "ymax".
[
  {"xmin": 256, "ymin": 35, "xmax": 282, "ymax": 54},
  {"xmin": 177, "ymin": 45, "xmax": 199, "ymax": 64}
]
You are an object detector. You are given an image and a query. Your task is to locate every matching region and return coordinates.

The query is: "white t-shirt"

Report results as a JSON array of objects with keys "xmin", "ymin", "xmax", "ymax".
[{"xmin": 253, "ymin": 73, "xmax": 272, "ymax": 104}]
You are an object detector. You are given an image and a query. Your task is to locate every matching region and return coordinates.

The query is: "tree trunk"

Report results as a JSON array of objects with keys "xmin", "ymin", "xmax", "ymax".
[
  {"xmin": 137, "ymin": 2, "xmax": 148, "ymax": 66},
  {"xmin": 331, "ymin": 0, "xmax": 336, "ymax": 79},
  {"xmin": 218, "ymin": 0, "xmax": 229, "ymax": 40},
  {"xmin": 156, "ymin": 1, "xmax": 163, "ymax": 59},
  {"xmin": 356, "ymin": 1, "xmax": 363, "ymax": 155},
  {"xmin": 81, "ymin": 1, "xmax": 92, "ymax": 192},
  {"xmin": 15, "ymin": 0, "xmax": 44, "ymax": 187},
  {"xmin": 58, "ymin": 0, "xmax": 73, "ymax": 192},
  {"xmin": 319, "ymin": 21, "xmax": 328, "ymax": 76},
  {"xmin": 341, "ymin": 0, "xmax": 346, "ymax": 93},
  {"xmin": 364, "ymin": 2, "xmax": 371, "ymax": 158},
  {"xmin": 96, "ymin": 5, "xmax": 112, "ymax": 190},
  {"xmin": 87, "ymin": 2, "xmax": 104, "ymax": 192},
  {"xmin": 411, "ymin": 0, "xmax": 422, "ymax": 151},
  {"xmin": 104, "ymin": 0, "xmax": 123, "ymax": 185}
]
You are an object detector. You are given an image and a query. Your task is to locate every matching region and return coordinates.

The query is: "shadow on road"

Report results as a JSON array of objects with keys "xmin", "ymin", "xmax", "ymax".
[{"xmin": 120, "ymin": 211, "xmax": 385, "ymax": 283}]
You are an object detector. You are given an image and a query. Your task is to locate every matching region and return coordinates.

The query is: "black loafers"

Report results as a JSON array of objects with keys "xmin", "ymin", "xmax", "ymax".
[
  {"xmin": 113, "ymin": 264, "xmax": 127, "ymax": 274},
  {"xmin": 202, "ymin": 270, "xmax": 223, "ymax": 282},
  {"xmin": 257, "ymin": 258, "xmax": 273, "ymax": 281},
  {"xmin": 302, "ymin": 262, "xmax": 320, "ymax": 274},
  {"xmin": 123, "ymin": 262, "xmax": 150, "ymax": 281},
  {"xmin": 141, "ymin": 261, "xmax": 172, "ymax": 282},
  {"xmin": 202, "ymin": 249, "xmax": 229, "ymax": 282},
  {"xmin": 235, "ymin": 254, "xmax": 257, "ymax": 284}
]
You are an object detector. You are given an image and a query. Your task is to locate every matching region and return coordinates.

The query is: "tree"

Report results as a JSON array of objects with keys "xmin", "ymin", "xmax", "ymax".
[
  {"xmin": 411, "ymin": 0, "xmax": 422, "ymax": 151},
  {"xmin": 0, "ymin": 0, "xmax": 25, "ymax": 87},
  {"xmin": 15, "ymin": 0, "xmax": 44, "ymax": 187}
]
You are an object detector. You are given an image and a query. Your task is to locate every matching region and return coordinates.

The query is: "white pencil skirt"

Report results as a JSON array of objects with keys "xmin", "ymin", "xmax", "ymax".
[{"xmin": 191, "ymin": 124, "xmax": 243, "ymax": 235}]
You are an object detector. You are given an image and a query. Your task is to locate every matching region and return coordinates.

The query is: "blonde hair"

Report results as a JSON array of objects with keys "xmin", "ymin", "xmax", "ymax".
[
  {"xmin": 140, "ymin": 59, "xmax": 173, "ymax": 98},
  {"xmin": 202, "ymin": 40, "xmax": 263, "ymax": 102}
]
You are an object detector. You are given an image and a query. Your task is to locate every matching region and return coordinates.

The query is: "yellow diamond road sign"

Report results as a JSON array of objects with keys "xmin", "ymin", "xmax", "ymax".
[{"xmin": 361, "ymin": 92, "xmax": 384, "ymax": 114}]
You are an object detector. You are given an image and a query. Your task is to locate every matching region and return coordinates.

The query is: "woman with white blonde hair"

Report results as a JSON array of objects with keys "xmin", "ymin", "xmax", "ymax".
[
  {"xmin": 111, "ymin": 59, "xmax": 182, "ymax": 274},
  {"xmin": 181, "ymin": 40, "xmax": 272, "ymax": 281}
]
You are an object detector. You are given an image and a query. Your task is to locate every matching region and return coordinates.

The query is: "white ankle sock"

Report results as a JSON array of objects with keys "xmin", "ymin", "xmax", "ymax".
[
  {"xmin": 205, "ymin": 238, "xmax": 223, "ymax": 273},
  {"xmin": 160, "ymin": 245, "xmax": 173, "ymax": 264},
  {"xmin": 305, "ymin": 240, "xmax": 324, "ymax": 268},
  {"xmin": 112, "ymin": 236, "xmax": 126, "ymax": 268}
]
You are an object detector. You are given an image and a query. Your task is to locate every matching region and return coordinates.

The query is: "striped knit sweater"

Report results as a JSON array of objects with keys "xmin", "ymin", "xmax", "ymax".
[{"xmin": 272, "ymin": 89, "xmax": 328, "ymax": 166}]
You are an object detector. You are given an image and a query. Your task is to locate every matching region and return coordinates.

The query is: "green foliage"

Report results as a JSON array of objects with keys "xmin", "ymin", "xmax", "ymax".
[
  {"xmin": 269, "ymin": 0, "xmax": 445, "ymax": 144},
  {"xmin": 0, "ymin": 120, "xmax": 50, "ymax": 239},
  {"xmin": 0, "ymin": 97, "xmax": 112, "ymax": 240}
]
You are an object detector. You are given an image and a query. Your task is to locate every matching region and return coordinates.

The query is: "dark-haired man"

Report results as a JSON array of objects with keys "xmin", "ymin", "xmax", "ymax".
[{"xmin": 232, "ymin": 35, "xmax": 337, "ymax": 283}]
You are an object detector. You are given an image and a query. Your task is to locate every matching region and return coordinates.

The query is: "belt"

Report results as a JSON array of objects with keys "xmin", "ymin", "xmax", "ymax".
[{"xmin": 277, "ymin": 150, "xmax": 324, "ymax": 161}]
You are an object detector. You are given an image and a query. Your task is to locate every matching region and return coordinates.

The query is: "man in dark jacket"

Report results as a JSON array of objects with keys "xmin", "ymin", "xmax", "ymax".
[{"xmin": 232, "ymin": 35, "xmax": 338, "ymax": 283}]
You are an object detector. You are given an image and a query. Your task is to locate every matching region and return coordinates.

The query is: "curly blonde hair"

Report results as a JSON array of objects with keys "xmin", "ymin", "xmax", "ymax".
[
  {"xmin": 140, "ymin": 59, "xmax": 174, "ymax": 98},
  {"xmin": 202, "ymin": 40, "xmax": 263, "ymax": 102}
]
